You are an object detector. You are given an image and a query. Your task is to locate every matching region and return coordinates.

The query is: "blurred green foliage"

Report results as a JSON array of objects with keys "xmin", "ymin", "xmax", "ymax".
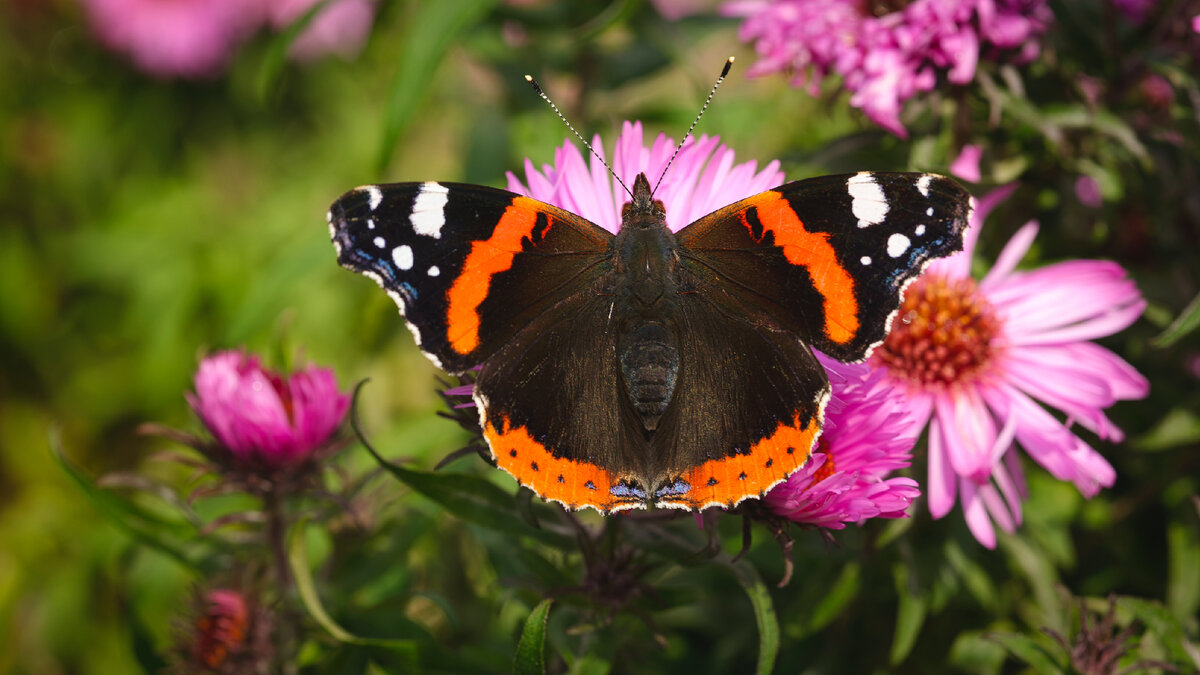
[{"xmin": 1, "ymin": 1, "xmax": 1198, "ymax": 673}]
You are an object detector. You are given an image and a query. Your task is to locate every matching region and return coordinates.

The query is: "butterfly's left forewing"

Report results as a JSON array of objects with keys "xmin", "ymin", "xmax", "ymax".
[
  {"xmin": 329, "ymin": 182, "xmax": 614, "ymax": 373},
  {"xmin": 650, "ymin": 172, "xmax": 970, "ymax": 509},
  {"xmin": 676, "ymin": 172, "xmax": 971, "ymax": 363}
]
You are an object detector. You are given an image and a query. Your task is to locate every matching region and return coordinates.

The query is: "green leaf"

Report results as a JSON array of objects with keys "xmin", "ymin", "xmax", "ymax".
[
  {"xmin": 376, "ymin": 0, "xmax": 497, "ymax": 174},
  {"xmin": 256, "ymin": 0, "xmax": 333, "ymax": 102},
  {"xmin": 1168, "ymin": 517, "xmax": 1200, "ymax": 623},
  {"xmin": 986, "ymin": 632, "xmax": 1066, "ymax": 674},
  {"xmin": 513, "ymin": 599, "xmax": 553, "ymax": 675},
  {"xmin": 379, "ymin": 460, "xmax": 573, "ymax": 548},
  {"xmin": 288, "ymin": 520, "xmax": 421, "ymax": 660},
  {"xmin": 1116, "ymin": 596, "xmax": 1200, "ymax": 668},
  {"xmin": 796, "ymin": 562, "xmax": 861, "ymax": 637},
  {"xmin": 51, "ymin": 433, "xmax": 208, "ymax": 570},
  {"xmin": 1134, "ymin": 408, "xmax": 1200, "ymax": 452},
  {"xmin": 1152, "ymin": 290, "xmax": 1200, "ymax": 348},
  {"xmin": 565, "ymin": 652, "xmax": 612, "ymax": 675},
  {"xmin": 890, "ymin": 562, "xmax": 928, "ymax": 665},
  {"xmin": 730, "ymin": 561, "xmax": 780, "ymax": 675},
  {"xmin": 948, "ymin": 631, "xmax": 1008, "ymax": 673}
]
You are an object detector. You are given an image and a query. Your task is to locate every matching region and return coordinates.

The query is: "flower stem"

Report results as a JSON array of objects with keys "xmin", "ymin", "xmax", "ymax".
[{"xmin": 264, "ymin": 489, "xmax": 292, "ymax": 590}]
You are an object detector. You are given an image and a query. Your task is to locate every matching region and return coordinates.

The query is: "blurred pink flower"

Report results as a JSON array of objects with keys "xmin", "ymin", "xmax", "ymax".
[
  {"xmin": 650, "ymin": 0, "xmax": 719, "ymax": 20},
  {"xmin": 506, "ymin": 120, "xmax": 784, "ymax": 233},
  {"xmin": 81, "ymin": 0, "xmax": 263, "ymax": 79},
  {"xmin": 871, "ymin": 185, "xmax": 1149, "ymax": 547},
  {"xmin": 722, "ymin": 0, "xmax": 1052, "ymax": 137},
  {"xmin": 268, "ymin": 0, "xmax": 376, "ymax": 62},
  {"xmin": 188, "ymin": 350, "xmax": 350, "ymax": 470},
  {"xmin": 1113, "ymin": 0, "xmax": 1155, "ymax": 22},
  {"xmin": 1075, "ymin": 175, "xmax": 1103, "ymax": 208},
  {"xmin": 950, "ymin": 144, "xmax": 983, "ymax": 183},
  {"xmin": 192, "ymin": 589, "xmax": 250, "ymax": 670},
  {"xmin": 765, "ymin": 357, "xmax": 921, "ymax": 529}
]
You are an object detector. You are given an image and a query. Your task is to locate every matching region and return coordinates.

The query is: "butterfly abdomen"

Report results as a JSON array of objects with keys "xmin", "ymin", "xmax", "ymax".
[{"xmin": 613, "ymin": 218, "xmax": 682, "ymax": 433}]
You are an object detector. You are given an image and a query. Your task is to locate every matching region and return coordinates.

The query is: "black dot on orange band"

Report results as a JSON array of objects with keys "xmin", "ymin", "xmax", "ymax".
[
  {"xmin": 707, "ymin": 477, "xmax": 719, "ymax": 486},
  {"xmin": 786, "ymin": 446, "xmax": 795, "ymax": 454},
  {"xmin": 531, "ymin": 461, "xmax": 539, "ymax": 471},
  {"xmin": 509, "ymin": 449, "xmax": 517, "ymax": 457},
  {"xmin": 585, "ymin": 480, "xmax": 597, "ymax": 490},
  {"xmin": 557, "ymin": 475, "xmax": 565, "ymax": 483},
  {"xmin": 738, "ymin": 472, "xmax": 748, "ymax": 480},
  {"xmin": 765, "ymin": 458, "xmax": 774, "ymax": 468}
]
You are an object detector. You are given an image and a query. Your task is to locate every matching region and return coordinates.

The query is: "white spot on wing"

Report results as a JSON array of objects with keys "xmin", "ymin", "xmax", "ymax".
[
  {"xmin": 915, "ymin": 224, "xmax": 926, "ymax": 236},
  {"xmin": 392, "ymin": 244, "xmax": 414, "ymax": 270},
  {"xmin": 325, "ymin": 210, "xmax": 332, "ymax": 224},
  {"xmin": 367, "ymin": 218, "xmax": 376, "ymax": 230},
  {"xmin": 925, "ymin": 207, "xmax": 934, "ymax": 217},
  {"xmin": 887, "ymin": 233, "xmax": 911, "ymax": 258},
  {"xmin": 848, "ymin": 172, "xmax": 888, "ymax": 226},
  {"xmin": 917, "ymin": 174, "xmax": 933, "ymax": 197},
  {"xmin": 363, "ymin": 185, "xmax": 383, "ymax": 211},
  {"xmin": 373, "ymin": 236, "xmax": 386, "ymax": 248},
  {"xmin": 860, "ymin": 255, "xmax": 871, "ymax": 265},
  {"xmin": 427, "ymin": 265, "xmax": 440, "ymax": 277},
  {"xmin": 411, "ymin": 182, "xmax": 449, "ymax": 238}
]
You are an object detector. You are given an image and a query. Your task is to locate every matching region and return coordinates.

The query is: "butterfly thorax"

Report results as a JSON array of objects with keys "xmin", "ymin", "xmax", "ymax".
[{"xmin": 612, "ymin": 173, "xmax": 681, "ymax": 434}]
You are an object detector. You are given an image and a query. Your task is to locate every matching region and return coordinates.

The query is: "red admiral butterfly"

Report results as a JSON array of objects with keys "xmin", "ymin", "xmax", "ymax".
[
  {"xmin": 328, "ymin": 67, "xmax": 971, "ymax": 514},
  {"xmin": 329, "ymin": 168, "xmax": 969, "ymax": 513}
]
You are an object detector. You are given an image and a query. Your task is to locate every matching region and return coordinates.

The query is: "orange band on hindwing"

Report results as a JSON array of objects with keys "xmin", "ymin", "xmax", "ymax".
[
  {"xmin": 445, "ymin": 197, "xmax": 545, "ymax": 355},
  {"xmin": 484, "ymin": 415, "xmax": 640, "ymax": 513},
  {"xmin": 741, "ymin": 192, "xmax": 860, "ymax": 344},
  {"xmin": 659, "ymin": 410, "xmax": 821, "ymax": 510}
]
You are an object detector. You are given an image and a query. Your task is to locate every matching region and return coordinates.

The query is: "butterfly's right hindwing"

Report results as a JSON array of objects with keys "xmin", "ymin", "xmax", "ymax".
[{"xmin": 329, "ymin": 182, "xmax": 614, "ymax": 372}]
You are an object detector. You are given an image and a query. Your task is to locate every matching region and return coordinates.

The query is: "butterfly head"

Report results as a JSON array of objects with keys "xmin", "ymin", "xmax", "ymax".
[{"xmin": 620, "ymin": 173, "xmax": 666, "ymax": 228}]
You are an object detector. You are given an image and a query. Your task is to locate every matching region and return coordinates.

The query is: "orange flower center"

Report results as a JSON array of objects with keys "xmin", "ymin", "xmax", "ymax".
[{"xmin": 873, "ymin": 275, "xmax": 1000, "ymax": 389}]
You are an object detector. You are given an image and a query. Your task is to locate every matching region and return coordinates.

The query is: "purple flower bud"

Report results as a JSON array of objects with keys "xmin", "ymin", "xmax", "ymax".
[{"xmin": 188, "ymin": 351, "xmax": 350, "ymax": 470}]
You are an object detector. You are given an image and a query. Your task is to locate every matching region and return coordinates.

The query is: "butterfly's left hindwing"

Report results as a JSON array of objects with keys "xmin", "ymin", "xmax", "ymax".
[
  {"xmin": 329, "ymin": 182, "xmax": 614, "ymax": 373},
  {"xmin": 676, "ymin": 172, "xmax": 971, "ymax": 363}
]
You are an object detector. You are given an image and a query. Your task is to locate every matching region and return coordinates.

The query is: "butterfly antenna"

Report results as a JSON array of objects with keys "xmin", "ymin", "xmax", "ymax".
[
  {"xmin": 651, "ymin": 56, "xmax": 735, "ymax": 199},
  {"xmin": 524, "ymin": 74, "xmax": 633, "ymax": 200}
]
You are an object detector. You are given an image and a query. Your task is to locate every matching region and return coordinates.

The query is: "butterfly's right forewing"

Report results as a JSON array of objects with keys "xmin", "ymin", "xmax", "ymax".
[{"xmin": 329, "ymin": 182, "xmax": 615, "ymax": 373}]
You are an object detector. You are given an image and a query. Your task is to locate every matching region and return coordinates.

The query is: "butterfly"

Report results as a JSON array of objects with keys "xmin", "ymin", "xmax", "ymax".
[{"xmin": 328, "ymin": 169, "xmax": 970, "ymax": 513}]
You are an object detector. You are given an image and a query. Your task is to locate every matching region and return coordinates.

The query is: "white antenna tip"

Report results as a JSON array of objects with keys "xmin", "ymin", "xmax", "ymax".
[
  {"xmin": 524, "ymin": 74, "xmax": 533, "ymax": 82},
  {"xmin": 727, "ymin": 56, "xmax": 735, "ymax": 64}
]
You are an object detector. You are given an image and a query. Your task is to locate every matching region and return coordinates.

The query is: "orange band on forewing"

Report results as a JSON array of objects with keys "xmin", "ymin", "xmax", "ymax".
[
  {"xmin": 485, "ymin": 415, "xmax": 634, "ymax": 512},
  {"xmin": 744, "ymin": 192, "xmax": 859, "ymax": 344},
  {"xmin": 663, "ymin": 411, "xmax": 820, "ymax": 509},
  {"xmin": 445, "ymin": 197, "xmax": 544, "ymax": 355}
]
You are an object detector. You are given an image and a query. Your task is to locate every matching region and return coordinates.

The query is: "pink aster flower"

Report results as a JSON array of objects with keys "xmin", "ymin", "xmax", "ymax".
[
  {"xmin": 81, "ymin": 0, "xmax": 263, "ymax": 79},
  {"xmin": 722, "ymin": 0, "xmax": 1052, "ymax": 137},
  {"xmin": 765, "ymin": 357, "xmax": 922, "ymax": 529},
  {"xmin": 871, "ymin": 185, "xmax": 1149, "ymax": 548},
  {"xmin": 188, "ymin": 350, "xmax": 350, "ymax": 471},
  {"xmin": 506, "ymin": 120, "xmax": 784, "ymax": 232},
  {"xmin": 950, "ymin": 144, "xmax": 984, "ymax": 183},
  {"xmin": 268, "ymin": 0, "xmax": 376, "ymax": 62},
  {"xmin": 1075, "ymin": 175, "xmax": 1103, "ymax": 208}
]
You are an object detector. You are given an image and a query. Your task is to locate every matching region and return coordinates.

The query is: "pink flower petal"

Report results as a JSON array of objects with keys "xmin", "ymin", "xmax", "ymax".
[
  {"xmin": 949, "ymin": 144, "xmax": 983, "ymax": 183},
  {"xmin": 960, "ymin": 479, "xmax": 997, "ymax": 548},
  {"xmin": 980, "ymin": 220, "xmax": 1038, "ymax": 289},
  {"xmin": 926, "ymin": 406, "xmax": 958, "ymax": 518}
]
